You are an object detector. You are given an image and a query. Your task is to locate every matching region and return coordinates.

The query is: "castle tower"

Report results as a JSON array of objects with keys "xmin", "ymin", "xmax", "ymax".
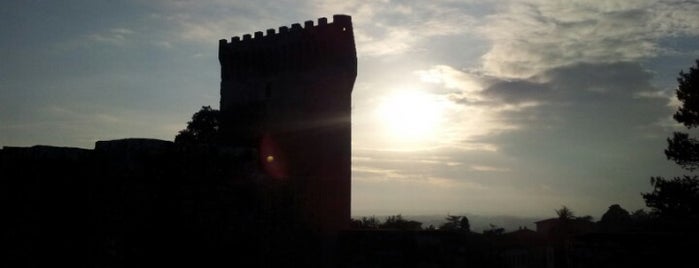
[{"xmin": 218, "ymin": 15, "xmax": 357, "ymax": 234}]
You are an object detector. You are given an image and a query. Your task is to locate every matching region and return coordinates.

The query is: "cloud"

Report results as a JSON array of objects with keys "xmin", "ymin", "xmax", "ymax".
[
  {"xmin": 401, "ymin": 55, "xmax": 680, "ymax": 213},
  {"xmin": 353, "ymin": 164, "xmax": 457, "ymax": 188},
  {"xmin": 416, "ymin": 65, "xmax": 482, "ymax": 94},
  {"xmin": 470, "ymin": 165, "xmax": 510, "ymax": 172},
  {"xmin": 350, "ymin": 0, "xmax": 698, "ymax": 215},
  {"xmin": 483, "ymin": 61, "xmax": 673, "ymax": 136},
  {"xmin": 471, "ymin": 61, "xmax": 678, "ymax": 196},
  {"xmin": 480, "ymin": 61, "xmax": 661, "ymax": 105},
  {"xmin": 418, "ymin": 59, "xmax": 677, "ymax": 145},
  {"xmin": 148, "ymin": 0, "xmax": 312, "ymax": 44},
  {"xmin": 87, "ymin": 28, "xmax": 135, "ymax": 45},
  {"xmin": 353, "ymin": 163, "xmax": 485, "ymax": 190},
  {"xmin": 483, "ymin": 79, "xmax": 550, "ymax": 104},
  {"xmin": 479, "ymin": 0, "xmax": 699, "ymax": 78},
  {"xmin": 409, "ymin": 64, "xmax": 545, "ymax": 150},
  {"xmin": 311, "ymin": 0, "xmax": 480, "ymax": 56}
]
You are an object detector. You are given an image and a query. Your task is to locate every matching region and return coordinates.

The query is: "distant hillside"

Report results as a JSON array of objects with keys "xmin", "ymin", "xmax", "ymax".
[{"xmin": 352, "ymin": 214, "xmax": 540, "ymax": 232}]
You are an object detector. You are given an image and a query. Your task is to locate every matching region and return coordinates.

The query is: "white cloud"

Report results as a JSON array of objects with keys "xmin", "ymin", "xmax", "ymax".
[
  {"xmin": 470, "ymin": 165, "xmax": 510, "ymax": 172},
  {"xmin": 355, "ymin": 28, "xmax": 412, "ymax": 56},
  {"xmin": 411, "ymin": 65, "xmax": 535, "ymax": 149},
  {"xmin": 353, "ymin": 164, "xmax": 485, "ymax": 189},
  {"xmin": 147, "ymin": 0, "xmax": 313, "ymax": 44},
  {"xmin": 87, "ymin": 27, "xmax": 135, "ymax": 45},
  {"xmin": 479, "ymin": 0, "xmax": 699, "ymax": 78},
  {"xmin": 311, "ymin": 0, "xmax": 479, "ymax": 56},
  {"xmin": 416, "ymin": 65, "xmax": 482, "ymax": 94}
]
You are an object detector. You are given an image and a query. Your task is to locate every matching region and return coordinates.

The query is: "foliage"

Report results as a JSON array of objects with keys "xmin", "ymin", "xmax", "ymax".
[
  {"xmin": 630, "ymin": 209, "xmax": 652, "ymax": 221},
  {"xmin": 600, "ymin": 204, "xmax": 630, "ymax": 223},
  {"xmin": 665, "ymin": 132, "xmax": 699, "ymax": 171},
  {"xmin": 599, "ymin": 204, "xmax": 631, "ymax": 232},
  {"xmin": 175, "ymin": 106, "xmax": 221, "ymax": 145},
  {"xmin": 577, "ymin": 215, "xmax": 594, "ymax": 222},
  {"xmin": 483, "ymin": 224, "xmax": 505, "ymax": 236},
  {"xmin": 379, "ymin": 214, "xmax": 422, "ymax": 230},
  {"xmin": 672, "ymin": 59, "xmax": 699, "ymax": 129},
  {"xmin": 555, "ymin": 206, "xmax": 575, "ymax": 221},
  {"xmin": 644, "ymin": 60, "xmax": 699, "ymax": 228},
  {"xmin": 642, "ymin": 176, "xmax": 699, "ymax": 220},
  {"xmin": 629, "ymin": 209, "xmax": 655, "ymax": 231},
  {"xmin": 459, "ymin": 216, "xmax": 471, "ymax": 232},
  {"xmin": 439, "ymin": 215, "xmax": 470, "ymax": 232},
  {"xmin": 666, "ymin": 59, "xmax": 699, "ymax": 170},
  {"xmin": 350, "ymin": 216, "xmax": 381, "ymax": 229}
]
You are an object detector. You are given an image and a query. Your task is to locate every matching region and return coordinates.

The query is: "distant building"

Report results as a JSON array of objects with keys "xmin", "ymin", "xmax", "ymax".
[
  {"xmin": 495, "ymin": 227, "xmax": 547, "ymax": 268},
  {"xmin": 535, "ymin": 218, "xmax": 559, "ymax": 235},
  {"xmin": 535, "ymin": 218, "xmax": 596, "ymax": 236}
]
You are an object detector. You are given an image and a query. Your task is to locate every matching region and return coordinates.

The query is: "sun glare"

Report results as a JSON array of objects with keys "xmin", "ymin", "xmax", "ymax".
[{"xmin": 376, "ymin": 90, "xmax": 445, "ymax": 148}]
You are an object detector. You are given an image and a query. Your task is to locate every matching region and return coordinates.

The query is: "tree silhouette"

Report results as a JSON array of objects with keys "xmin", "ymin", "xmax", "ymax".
[
  {"xmin": 350, "ymin": 216, "xmax": 381, "ymax": 229},
  {"xmin": 643, "ymin": 59, "xmax": 699, "ymax": 226},
  {"xmin": 175, "ymin": 106, "xmax": 221, "ymax": 145},
  {"xmin": 642, "ymin": 176, "xmax": 699, "ymax": 221},
  {"xmin": 379, "ymin": 214, "xmax": 422, "ymax": 230},
  {"xmin": 439, "ymin": 215, "xmax": 470, "ymax": 232},
  {"xmin": 665, "ymin": 132, "xmax": 699, "ymax": 171},
  {"xmin": 482, "ymin": 224, "xmax": 504, "ymax": 236},
  {"xmin": 577, "ymin": 215, "xmax": 594, "ymax": 222},
  {"xmin": 599, "ymin": 204, "xmax": 631, "ymax": 232},
  {"xmin": 629, "ymin": 209, "xmax": 654, "ymax": 231},
  {"xmin": 666, "ymin": 59, "xmax": 699, "ymax": 170},
  {"xmin": 459, "ymin": 216, "xmax": 471, "ymax": 232},
  {"xmin": 555, "ymin": 206, "xmax": 575, "ymax": 221}
]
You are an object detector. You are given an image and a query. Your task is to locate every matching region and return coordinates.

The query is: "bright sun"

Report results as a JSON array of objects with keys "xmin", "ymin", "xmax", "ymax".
[{"xmin": 376, "ymin": 90, "xmax": 445, "ymax": 147}]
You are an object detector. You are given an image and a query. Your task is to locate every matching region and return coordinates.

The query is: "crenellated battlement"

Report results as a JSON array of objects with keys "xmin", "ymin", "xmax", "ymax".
[
  {"xmin": 218, "ymin": 14, "xmax": 356, "ymax": 79},
  {"xmin": 219, "ymin": 15, "xmax": 351, "ymax": 46}
]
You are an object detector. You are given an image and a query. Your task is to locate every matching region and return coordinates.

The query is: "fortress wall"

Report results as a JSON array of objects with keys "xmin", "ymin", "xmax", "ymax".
[{"xmin": 1, "ymin": 140, "xmax": 301, "ymax": 266}]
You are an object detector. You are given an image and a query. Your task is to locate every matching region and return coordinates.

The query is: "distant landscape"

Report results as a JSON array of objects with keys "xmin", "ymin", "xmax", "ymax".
[{"xmin": 353, "ymin": 214, "xmax": 539, "ymax": 232}]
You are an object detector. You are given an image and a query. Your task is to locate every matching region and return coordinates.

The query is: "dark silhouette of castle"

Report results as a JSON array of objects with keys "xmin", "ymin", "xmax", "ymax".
[
  {"xmin": 218, "ymin": 14, "xmax": 357, "ymax": 234},
  {"xmin": 1, "ymin": 15, "xmax": 356, "ymax": 267}
]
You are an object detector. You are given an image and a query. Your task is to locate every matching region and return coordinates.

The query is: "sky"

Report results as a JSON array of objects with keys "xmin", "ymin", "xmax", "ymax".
[{"xmin": 2, "ymin": 0, "xmax": 699, "ymax": 219}]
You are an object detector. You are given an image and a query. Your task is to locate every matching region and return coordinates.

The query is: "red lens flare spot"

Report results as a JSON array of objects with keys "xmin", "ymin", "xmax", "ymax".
[{"xmin": 260, "ymin": 134, "xmax": 287, "ymax": 179}]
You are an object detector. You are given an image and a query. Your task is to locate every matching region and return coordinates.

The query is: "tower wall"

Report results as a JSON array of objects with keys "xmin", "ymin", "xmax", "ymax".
[{"xmin": 218, "ymin": 15, "xmax": 357, "ymax": 234}]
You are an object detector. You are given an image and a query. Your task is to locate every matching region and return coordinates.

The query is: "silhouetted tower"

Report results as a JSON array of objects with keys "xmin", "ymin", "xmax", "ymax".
[{"xmin": 218, "ymin": 15, "xmax": 357, "ymax": 235}]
